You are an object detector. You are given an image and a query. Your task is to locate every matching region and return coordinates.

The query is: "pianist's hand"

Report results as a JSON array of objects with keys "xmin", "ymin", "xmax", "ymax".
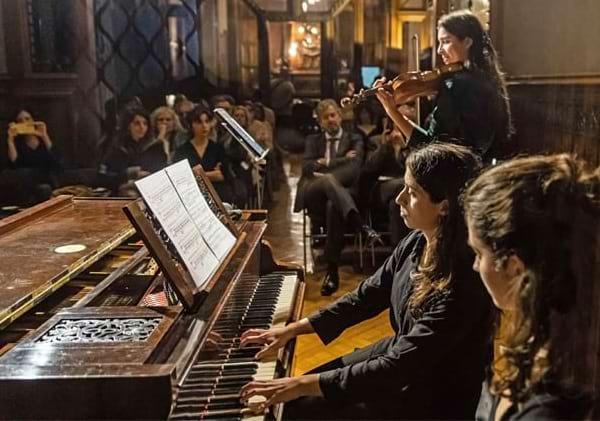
[
  {"xmin": 240, "ymin": 374, "xmax": 322, "ymax": 409},
  {"xmin": 239, "ymin": 327, "xmax": 292, "ymax": 359}
]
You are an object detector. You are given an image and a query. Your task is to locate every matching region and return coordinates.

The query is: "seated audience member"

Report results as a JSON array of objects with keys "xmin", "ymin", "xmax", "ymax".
[
  {"xmin": 241, "ymin": 143, "xmax": 493, "ymax": 420},
  {"xmin": 4, "ymin": 109, "xmax": 61, "ymax": 204},
  {"xmin": 172, "ymin": 105, "xmax": 236, "ymax": 205},
  {"xmin": 99, "ymin": 107, "xmax": 167, "ymax": 196},
  {"xmin": 247, "ymin": 102, "xmax": 274, "ymax": 150},
  {"xmin": 150, "ymin": 106, "xmax": 188, "ymax": 163},
  {"xmin": 251, "ymin": 90, "xmax": 276, "ymax": 129},
  {"xmin": 270, "ymin": 63, "xmax": 295, "ymax": 128},
  {"xmin": 293, "ymin": 99, "xmax": 379, "ymax": 296},
  {"xmin": 211, "ymin": 94, "xmax": 236, "ymax": 115},
  {"xmin": 464, "ymin": 154, "xmax": 599, "ymax": 420},
  {"xmin": 354, "ymin": 102, "xmax": 381, "ymax": 145},
  {"xmin": 7, "ymin": 109, "xmax": 60, "ymax": 177},
  {"xmin": 359, "ymin": 120, "xmax": 409, "ymax": 248},
  {"xmin": 245, "ymin": 101, "xmax": 278, "ymax": 200}
]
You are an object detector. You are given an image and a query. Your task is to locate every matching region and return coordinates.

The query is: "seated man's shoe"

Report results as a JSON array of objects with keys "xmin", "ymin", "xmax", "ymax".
[
  {"xmin": 361, "ymin": 225, "xmax": 383, "ymax": 248},
  {"xmin": 320, "ymin": 271, "xmax": 339, "ymax": 296}
]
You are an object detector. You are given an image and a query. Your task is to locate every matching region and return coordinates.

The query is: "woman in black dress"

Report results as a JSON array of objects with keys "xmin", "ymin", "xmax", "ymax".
[
  {"xmin": 172, "ymin": 105, "xmax": 236, "ymax": 205},
  {"xmin": 376, "ymin": 10, "xmax": 511, "ymax": 162},
  {"xmin": 240, "ymin": 143, "xmax": 494, "ymax": 419},
  {"xmin": 464, "ymin": 154, "xmax": 599, "ymax": 420}
]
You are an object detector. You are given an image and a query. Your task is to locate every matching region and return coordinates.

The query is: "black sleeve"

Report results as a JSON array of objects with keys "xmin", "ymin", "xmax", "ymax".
[
  {"xmin": 317, "ymin": 269, "xmax": 490, "ymax": 402},
  {"xmin": 510, "ymin": 393, "xmax": 593, "ymax": 421},
  {"xmin": 407, "ymin": 77, "xmax": 464, "ymax": 148},
  {"xmin": 98, "ymin": 145, "xmax": 128, "ymax": 191},
  {"xmin": 329, "ymin": 134, "xmax": 364, "ymax": 169},
  {"xmin": 216, "ymin": 142, "xmax": 231, "ymax": 180},
  {"xmin": 301, "ymin": 135, "xmax": 325, "ymax": 176},
  {"xmin": 362, "ymin": 143, "xmax": 393, "ymax": 175},
  {"xmin": 308, "ymin": 233, "xmax": 418, "ymax": 344},
  {"xmin": 408, "ymin": 73, "xmax": 497, "ymax": 157}
]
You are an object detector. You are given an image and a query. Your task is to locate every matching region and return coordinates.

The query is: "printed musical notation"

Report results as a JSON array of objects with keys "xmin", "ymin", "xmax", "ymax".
[{"xmin": 135, "ymin": 161, "xmax": 236, "ymax": 289}]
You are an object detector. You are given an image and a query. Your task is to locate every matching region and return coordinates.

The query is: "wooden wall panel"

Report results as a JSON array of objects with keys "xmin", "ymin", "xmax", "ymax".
[{"xmin": 508, "ymin": 83, "xmax": 600, "ymax": 168}]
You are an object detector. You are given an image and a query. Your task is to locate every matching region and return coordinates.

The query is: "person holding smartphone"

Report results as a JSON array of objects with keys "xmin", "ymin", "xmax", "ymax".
[
  {"xmin": 4, "ymin": 109, "xmax": 61, "ymax": 205},
  {"xmin": 7, "ymin": 109, "xmax": 60, "ymax": 176}
]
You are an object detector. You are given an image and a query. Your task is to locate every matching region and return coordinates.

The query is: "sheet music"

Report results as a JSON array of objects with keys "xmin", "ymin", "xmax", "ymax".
[
  {"xmin": 165, "ymin": 160, "xmax": 236, "ymax": 259},
  {"xmin": 135, "ymin": 171, "xmax": 219, "ymax": 289}
]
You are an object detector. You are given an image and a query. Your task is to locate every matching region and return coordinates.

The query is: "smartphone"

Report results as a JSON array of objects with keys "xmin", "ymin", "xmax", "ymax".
[{"xmin": 12, "ymin": 122, "xmax": 37, "ymax": 135}]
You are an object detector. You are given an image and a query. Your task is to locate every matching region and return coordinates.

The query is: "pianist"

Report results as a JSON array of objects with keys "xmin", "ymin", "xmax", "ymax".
[{"xmin": 240, "ymin": 143, "xmax": 494, "ymax": 419}]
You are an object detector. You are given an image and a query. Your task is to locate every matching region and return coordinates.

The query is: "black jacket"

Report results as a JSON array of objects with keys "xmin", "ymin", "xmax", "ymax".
[
  {"xmin": 309, "ymin": 231, "xmax": 494, "ymax": 419},
  {"xmin": 99, "ymin": 136, "xmax": 167, "ymax": 192},
  {"xmin": 477, "ymin": 380, "xmax": 593, "ymax": 421},
  {"xmin": 294, "ymin": 130, "xmax": 363, "ymax": 212}
]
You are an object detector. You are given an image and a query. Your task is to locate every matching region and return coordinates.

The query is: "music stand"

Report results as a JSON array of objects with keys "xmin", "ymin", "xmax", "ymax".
[{"xmin": 214, "ymin": 107, "xmax": 269, "ymax": 208}]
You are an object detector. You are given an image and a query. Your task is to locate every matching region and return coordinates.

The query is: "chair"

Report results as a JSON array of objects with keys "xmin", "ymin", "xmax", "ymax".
[{"xmin": 302, "ymin": 209, "xmax": 372, "ymax": 274}]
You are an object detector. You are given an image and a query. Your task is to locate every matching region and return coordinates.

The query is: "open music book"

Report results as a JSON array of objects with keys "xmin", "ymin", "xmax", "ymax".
[{"xmin": 135, "ymin": 160, "xmax": 236, "ymax": 290}]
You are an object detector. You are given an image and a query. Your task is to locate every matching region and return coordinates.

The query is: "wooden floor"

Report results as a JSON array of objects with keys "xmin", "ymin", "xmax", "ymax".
[{"xmin": 263, "ymin": 154, "xmax": 393, "ymax": 376}]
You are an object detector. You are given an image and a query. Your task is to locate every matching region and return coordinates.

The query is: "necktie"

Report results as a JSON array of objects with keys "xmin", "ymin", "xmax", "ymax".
[{"xmin": 326, "ymin": 138, "xmax": 338, "ymax": 166}]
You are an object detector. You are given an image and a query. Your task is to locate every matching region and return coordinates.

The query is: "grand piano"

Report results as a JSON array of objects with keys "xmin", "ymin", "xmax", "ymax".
[{"xmin": 0, "ymin": 171, "xmax": 304, "ymax": 420}]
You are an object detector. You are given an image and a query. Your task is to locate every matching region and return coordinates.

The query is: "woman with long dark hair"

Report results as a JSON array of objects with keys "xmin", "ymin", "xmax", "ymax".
[
  {"xmin": 376, "ymin": 10, "xmax": 511, "ymax": 162},
  {"xmin": 239, "ymin": 143, "xmax": 493, "ymax": 419},
  {"xmin": 99, "ymin": 107, "xmax": 167, "ymax": 196},
  {"xmin": 464, "ymin": 155, "xmax": 599, "ymax": 420}
]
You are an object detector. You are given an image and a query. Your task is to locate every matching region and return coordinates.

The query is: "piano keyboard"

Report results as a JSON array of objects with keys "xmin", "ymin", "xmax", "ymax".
[{"xmin": 170, "ymin": 271, "xmax": 299, "ymax": 420}]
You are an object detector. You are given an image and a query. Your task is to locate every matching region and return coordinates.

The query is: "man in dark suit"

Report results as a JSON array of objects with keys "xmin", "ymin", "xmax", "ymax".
[{"xmin": 294, "ymin": 99, "xmax": 380, "ymax": 296}]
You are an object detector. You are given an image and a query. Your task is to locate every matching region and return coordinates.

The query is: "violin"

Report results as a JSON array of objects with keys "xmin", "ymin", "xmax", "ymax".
[{"xmin": 340, "ymin": 63, "xmax": 464, "ymax": 108}]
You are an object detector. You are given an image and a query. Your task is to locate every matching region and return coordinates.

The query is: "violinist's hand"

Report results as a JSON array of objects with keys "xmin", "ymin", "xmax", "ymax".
[
  {"xmin": 345, "ymin": 150, "xmax": 357, "ymax": 158},
  {"xmin": 240, "ymin": 375, "xmax": 322, "ymax": 411},
  {"xmin": 398, "ymin": 104, "xmax": 416, "ymax": 120},
  {"xmin": 240, "ymin": 326, "xmax": 293, "ymax": 359},
  {"xmin": 374, "ymin": 77, "xmax": 397, "ymax": 116},
  {"xmin": 316, "ymin": 157, "xmax": 327, "ymax": 166}
]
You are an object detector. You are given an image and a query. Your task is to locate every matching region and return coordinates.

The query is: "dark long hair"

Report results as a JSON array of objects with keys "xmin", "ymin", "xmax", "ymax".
[
  {"xmin": 118, "ymin": 107, "xmax": 151, "ymax": 142},
  {"xmin": 438, "ymin": 10, "xmax": 513, "ymax": 145},
  {"xmin": 463, "ymin": 154, "xmax": 600, "ymax": 411},
  {"xmin": 406, "ymin": 143, "xmax": 482, "ymax": 314}
]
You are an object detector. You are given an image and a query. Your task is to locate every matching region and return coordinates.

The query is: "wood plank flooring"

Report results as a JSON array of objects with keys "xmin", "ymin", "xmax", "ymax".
[{"xmin": 263, "ymin": 154, "xmax": 393, "ymax": 375}]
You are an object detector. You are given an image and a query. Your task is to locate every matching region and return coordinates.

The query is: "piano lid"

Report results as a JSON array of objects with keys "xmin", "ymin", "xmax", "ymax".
[{"xmin": 0, "ymin": 196, "xmax": 136, "ymax": 329}]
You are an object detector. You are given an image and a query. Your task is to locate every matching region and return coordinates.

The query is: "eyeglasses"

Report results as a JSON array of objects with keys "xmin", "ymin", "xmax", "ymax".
[{"xmin": 157, "ymin": 117, "xmax": 173, "ymax": 122}]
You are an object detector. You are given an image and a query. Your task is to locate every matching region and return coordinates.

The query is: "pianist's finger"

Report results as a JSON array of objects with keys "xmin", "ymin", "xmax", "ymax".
[
  {"xmin": 255, "ymin": 341, "xmax": 280, "ymax": 359},
  {"xmin": 240, "ymin": 379, "xmax": 278, "ymax": 402},
  {"xmin": 240, "ymin": 329, "xmax": 269, "ymax": 347}
]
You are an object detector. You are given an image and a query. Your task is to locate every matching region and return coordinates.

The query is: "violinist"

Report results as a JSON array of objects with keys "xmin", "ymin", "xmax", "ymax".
[{"xmin": 375, "ymin": 10, "xmax": 512, "ymax": 162}]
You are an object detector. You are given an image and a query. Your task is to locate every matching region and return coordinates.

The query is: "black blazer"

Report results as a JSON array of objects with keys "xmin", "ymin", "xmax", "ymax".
[
  {"xmin": 294, "ymin": 130, "xmax": 363, "ymax": 212},
  {"xmin": 309, "ymin": 231, "xmax": 494, "ymax": 419}
]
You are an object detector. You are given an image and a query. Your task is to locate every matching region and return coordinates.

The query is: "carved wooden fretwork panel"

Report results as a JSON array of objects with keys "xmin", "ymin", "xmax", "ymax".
[{"xmin": 37, "ymin": 317, "xmax": 162, "ymax": 343}]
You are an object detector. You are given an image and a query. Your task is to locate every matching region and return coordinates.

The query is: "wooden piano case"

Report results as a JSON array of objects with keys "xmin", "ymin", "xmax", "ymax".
[{"xmin": 0, "ymin": 170, "xmax": 304, "ymax": 420}]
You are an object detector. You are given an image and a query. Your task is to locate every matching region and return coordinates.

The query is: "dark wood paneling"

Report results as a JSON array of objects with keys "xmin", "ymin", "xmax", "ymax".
[{"xmin": 508, "ymin": 83, "xmax": 600, "ymax": 168}]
